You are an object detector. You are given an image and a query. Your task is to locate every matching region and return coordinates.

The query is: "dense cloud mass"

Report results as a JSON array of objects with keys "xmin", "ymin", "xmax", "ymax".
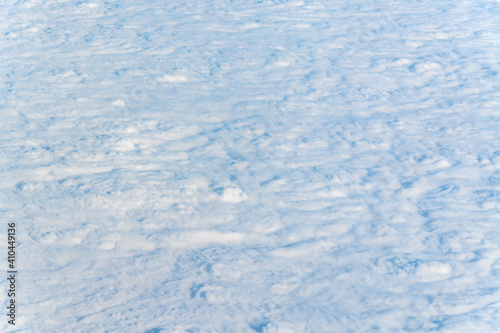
[{"xmin": 1, "ymin": 0, "xmax": 499, "ymax": 332}]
